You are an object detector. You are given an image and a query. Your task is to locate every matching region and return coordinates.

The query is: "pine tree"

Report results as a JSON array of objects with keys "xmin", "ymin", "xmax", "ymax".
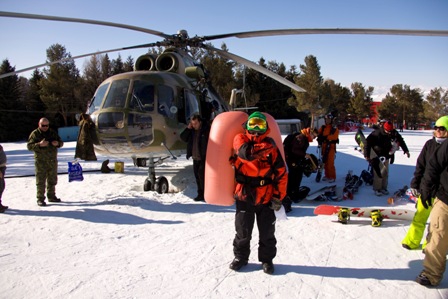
[{"xmin": 0, "ymin": 59, "xmax": 23, "ymax": 141}]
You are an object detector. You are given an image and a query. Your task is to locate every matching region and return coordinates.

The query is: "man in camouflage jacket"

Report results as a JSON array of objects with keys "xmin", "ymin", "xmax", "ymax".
[{"xmin": 27, "ymin": 118, "xmax": 64, "ymax": 206}]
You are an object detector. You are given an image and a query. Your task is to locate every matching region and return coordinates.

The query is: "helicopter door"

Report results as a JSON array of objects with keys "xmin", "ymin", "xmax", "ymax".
[
  {"xmin": 128, "ymin": 80, "xmax": 154, "ymax": 147},
  {"xmin": 96, "ymin": 79, "xmax": 130, "ymax": 152}
]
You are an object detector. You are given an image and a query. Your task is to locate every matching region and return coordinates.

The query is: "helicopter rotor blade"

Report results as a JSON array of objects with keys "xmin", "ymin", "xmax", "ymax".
[
  {"xmin": 203, "ymin": 28, "xmax": 448, "ymax": 41},
  {"xmin": 0, "ymin": 11, "xmax": 171, "ymax": 39},
  {"xmin": 0, "ymin": 43, "xmax": 159, "ymax": 79},
  {"xmin": 204, "ymin": 45, "xmax": 306, "ymax": 93}
]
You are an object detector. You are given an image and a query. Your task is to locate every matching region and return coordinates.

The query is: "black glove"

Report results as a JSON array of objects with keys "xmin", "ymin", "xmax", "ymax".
[
  {"xmin": 421, "ymin": 193, "xmax": 432, "ymax": 209},
  {"xmin": 409, "ymin": 188, "xmax": 420, "ymax": 198},
  {"xmin": 317, "ymin": 135, "xmax": 326, "ymax": 144},
  {"xmin": 270, "ymin": 198, "xmax": 282, "ymax": 211}
]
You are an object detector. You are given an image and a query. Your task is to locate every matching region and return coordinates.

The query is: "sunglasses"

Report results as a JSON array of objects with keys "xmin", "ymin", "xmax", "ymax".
[
  {"xmin": 434, "ymin": 126, "xmax": 446, "ymax": 131},
  {"xmin": 41, "ymin": 124, "xmax": 49, "ymax": 127},
  {"xmin": 247, "ymin": 117, "xmax": 267, "ymax": 131}
]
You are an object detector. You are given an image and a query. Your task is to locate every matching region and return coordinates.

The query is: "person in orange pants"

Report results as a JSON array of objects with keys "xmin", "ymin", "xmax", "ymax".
[{"xmin": 317, "ymin": 114, "xmax": 339, "ymax": 183}]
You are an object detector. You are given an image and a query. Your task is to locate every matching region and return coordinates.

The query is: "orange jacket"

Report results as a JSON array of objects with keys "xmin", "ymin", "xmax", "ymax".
[
  {"xmin": 318, "ymin": 124, "xmax": 339, "ymax": 151},
  {"xmin": 232, "ymin": 128, "xmax": 287, "ymax": 205}
]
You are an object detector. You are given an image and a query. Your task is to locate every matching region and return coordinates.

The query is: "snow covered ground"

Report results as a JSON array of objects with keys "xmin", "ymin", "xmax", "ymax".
[{"xmin": 1, "ymin": 128, "xmax": 447, "ymax": 298}]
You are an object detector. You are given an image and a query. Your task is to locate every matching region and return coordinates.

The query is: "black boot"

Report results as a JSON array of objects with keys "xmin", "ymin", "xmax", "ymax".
[
  {"xmin": 0, "ymin": 203, "xmax": 8, "ymax": 213},
  {"xmin": 229, "ymin": 258, "xmax": 248, "ymax": 271},
  {"xmin": 262, "ymin": 261, "xmax": 275, "ymax": 274},
  {"xmin": 37, "ymin": 200, "xmax": 47, "ymax": 206}
]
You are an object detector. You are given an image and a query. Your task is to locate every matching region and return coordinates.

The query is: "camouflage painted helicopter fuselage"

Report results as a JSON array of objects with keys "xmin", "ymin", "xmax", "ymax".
[{"xmin": 88, "ymin": 49, "xmax": 228, "ymax": 157}]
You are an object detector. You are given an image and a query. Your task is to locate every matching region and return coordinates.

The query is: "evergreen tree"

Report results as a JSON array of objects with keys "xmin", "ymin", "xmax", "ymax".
[
  {"xmin": 199, "ymin": 43, "xmax": 236, "ymax": 104},
  {"xmin": 349, "ymin": 82, "xmax": 374, "ymax": 121},
  {"xmin": 100, "ymin": 54, "xmax": 112, "ymax": 81},
  {"xmin": 82, "ymin": 54, "xmax": 103, "ymax": 99},
  {"xmin": 423, "ymin": 87, "xmax": 448, "ymax": 121},
  {"xmin": 0, "ymin": 59, "xmax": 24, "ymax": 141},
  {"xmin": 39, "ymin": 44, "xmax": 81, "ymax": 127},
  {"xmin": 111, "ymin": 54, "xmax": 125, "ymax": 75},
  {"xmin": 289, "ymin": 55, "xmax": 323, "ymax": 122},
  {"xmin": 123, "ymin": 55, "xmax": 135, "ymax": 72},
  {"xmin": 379, "ymin": 84, "xmax": 423, "ymax": 129}
]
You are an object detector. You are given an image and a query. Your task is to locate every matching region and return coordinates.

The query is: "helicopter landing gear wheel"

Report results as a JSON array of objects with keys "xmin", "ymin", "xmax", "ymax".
[
  {"xmin": 143, "ymin": 178, "xmax": 152, "ymax": 191},
  {"xmin": 155, "ymin": 176, "xmax": 169, "ymax": 194}
]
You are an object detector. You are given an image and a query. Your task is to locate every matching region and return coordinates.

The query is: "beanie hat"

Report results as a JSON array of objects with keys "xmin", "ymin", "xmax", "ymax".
[
  {"xmin": 383, "ymin": 121, "xmax": 393, "ymax": 131},
  {"xmin": 246, "ymin": 111, "xmax": 267, "ymax": 133},
  {"xmin": 435, "ymin": 115, "xmax": 448, "ymax": 131}
]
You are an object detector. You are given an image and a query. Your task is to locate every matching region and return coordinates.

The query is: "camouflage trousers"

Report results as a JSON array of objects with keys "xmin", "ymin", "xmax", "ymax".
[{"xmin": 35, "ymin": 159, "xmax": 58, "ymax": 200}]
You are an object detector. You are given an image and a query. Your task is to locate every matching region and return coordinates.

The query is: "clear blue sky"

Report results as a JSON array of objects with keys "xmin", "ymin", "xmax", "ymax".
[{"xmin": 1, "ymin": 0, "xmax": 447, "ymax": 99}]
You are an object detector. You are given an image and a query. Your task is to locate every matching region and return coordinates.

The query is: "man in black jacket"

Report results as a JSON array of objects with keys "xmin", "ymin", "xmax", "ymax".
[
  {"xmin": 180, "ymin": 115, "xmax": 210, "ymax": 201},
  {"xmin": 416, "ymin": 119, "xmax": 448, "ymax": 287},
  {"xmin": 364, "ymin": 121, "xmax": 410, "ymax": 196}
]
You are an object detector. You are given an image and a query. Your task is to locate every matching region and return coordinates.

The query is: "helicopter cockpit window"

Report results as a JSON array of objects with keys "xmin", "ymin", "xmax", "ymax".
[
  {"xmin": 130, "ymin": 80, "xmax": 154, "ymax": 112},
  {"xmin": 103, "ymin": 79, "xmax": 130, "ymax": 109},
  {"xmin": 88, "ymin": 82, "xmax": 109, "ymax": 114},
  {"xmin": 184, "ymin": 89, "xmax": 199, "ymax": 121},
  {"xmin": 157, "ymin": 85, "xmax": 175, "ymax": 118}
]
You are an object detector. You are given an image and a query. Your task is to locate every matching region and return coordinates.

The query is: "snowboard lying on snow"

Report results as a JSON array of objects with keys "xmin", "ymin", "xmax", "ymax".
[
  {"xmin": 305, "ymin": 185, "xmax": 341, "ymax": 201},
  {"xmin": 314, "ymin": 204, "xmax": 415, "ymax": 221}
]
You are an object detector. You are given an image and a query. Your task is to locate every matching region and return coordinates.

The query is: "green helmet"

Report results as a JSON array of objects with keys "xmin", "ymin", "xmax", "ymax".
[
  {"xmin": 246, "ymin": 111, "xmax": 268, "ymax": 133},
  {"xmin": 435, "ymin": 115, "xmax": 448, "ymax": 131}
]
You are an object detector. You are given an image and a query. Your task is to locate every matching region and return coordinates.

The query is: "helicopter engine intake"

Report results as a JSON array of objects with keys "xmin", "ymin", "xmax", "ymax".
[
  {"xmin": 134, "ymin": 54, "xmax": 156, "ymax": 71},
  {"xmin": 155, "ymin": 52, "xmax": 185, "ymax": 74}
]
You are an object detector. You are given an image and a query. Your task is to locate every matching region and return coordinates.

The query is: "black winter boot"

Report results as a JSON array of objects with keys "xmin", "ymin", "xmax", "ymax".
[
  {"xmin": 229, "ymin": 258, "xmax": 248, "ymax": 271},
  {"xmin": 262, "ymin": 261, "xmax": 275, "ymax": 274}
]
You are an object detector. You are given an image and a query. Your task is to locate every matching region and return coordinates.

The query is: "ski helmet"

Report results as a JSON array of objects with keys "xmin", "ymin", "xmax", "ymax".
[
  {"xmin": 246, "ymin": 111, "xmax": 267, "ymax": 133},
  {"xmin": 435, "ymin": 115, "xmax": 448, "ymax": 131}
]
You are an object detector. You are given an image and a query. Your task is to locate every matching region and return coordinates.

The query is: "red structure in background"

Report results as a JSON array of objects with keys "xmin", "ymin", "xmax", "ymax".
[{"xmin": 362, "ymin": 101, "xmax": 381, "ymax": 126}]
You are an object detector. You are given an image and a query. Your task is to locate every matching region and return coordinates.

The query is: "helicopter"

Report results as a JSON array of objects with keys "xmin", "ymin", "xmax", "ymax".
[{"xmin": 1, "ymin": 11, "xmax": 447, "ymax": 193}]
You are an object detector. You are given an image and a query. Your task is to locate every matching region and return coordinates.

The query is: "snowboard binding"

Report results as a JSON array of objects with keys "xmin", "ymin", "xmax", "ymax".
[
  {"xmin": 338, "ymin": 208, "xmax": 350, "ymax": 224},
  {"xmin": 370, "ymin": 210, "xmax": 383, "ymax": 227}
]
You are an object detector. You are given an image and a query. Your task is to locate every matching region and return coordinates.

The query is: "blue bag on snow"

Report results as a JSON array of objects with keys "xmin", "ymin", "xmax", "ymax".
[{"xmin": 68, "ymin": 161, "xmax": 84, "ymax": 182}]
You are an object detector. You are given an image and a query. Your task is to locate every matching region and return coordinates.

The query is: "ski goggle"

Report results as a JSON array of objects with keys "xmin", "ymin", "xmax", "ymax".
[
  {"xmin": 434, "ymin": 126, "xmax": 446, "ymax": 131},
  {"xmin": 247, "ymin": 117, "xmax": 267, "ymax": 132}
]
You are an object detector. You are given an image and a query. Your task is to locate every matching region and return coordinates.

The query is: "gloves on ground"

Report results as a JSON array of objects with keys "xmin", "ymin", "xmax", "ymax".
[{"xmin": 270, "ymin": 198, "xmax": 282, "ymax": 211}]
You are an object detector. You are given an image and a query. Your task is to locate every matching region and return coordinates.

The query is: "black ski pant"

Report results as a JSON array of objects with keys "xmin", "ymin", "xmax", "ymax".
[
  {"xmin": 232, "ymin": 200, "xmax": 277, "ymax": 263},
  {"xmin": 193, "ymin": 159, "xmax": 205, "ymax": 200},
  {"xmin": 287, "ymin": 165, "xmax": 304, "ymax": 200}
]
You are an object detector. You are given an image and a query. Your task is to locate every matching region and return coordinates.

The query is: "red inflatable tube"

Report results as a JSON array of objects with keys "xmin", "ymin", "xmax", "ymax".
[{"xmin": 204, "ymin": 111, "xmax": 285, "ymax": 206}]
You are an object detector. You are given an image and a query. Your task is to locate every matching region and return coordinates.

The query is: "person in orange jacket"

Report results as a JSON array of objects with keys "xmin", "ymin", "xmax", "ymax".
[
  {"xmin": 229, "ymin": 111, "xmax": 287, "ymax": 275},
  {"xmin": 317, "ymin": 114, "xmax": 339, "ymax": 183}
]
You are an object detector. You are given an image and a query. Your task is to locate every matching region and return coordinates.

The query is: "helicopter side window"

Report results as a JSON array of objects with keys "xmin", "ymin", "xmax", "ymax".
[
  {"xmin": 103, "ymin": 79, "xmax": 130, "ymax": 108},
  {"xmin": 131, "ymin": 80, "xmax": 154, "ymax": 112},
  {"xmin": 184, "ymin": 89, "xmax": 199, "ymax": 121},
  {"xmin": 157, "ymin": 85, "xmax": 175, "ymax": 118},
  {"xmin": 88, "ymin": 82, "xmax": 109, "ymax": 114}
]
